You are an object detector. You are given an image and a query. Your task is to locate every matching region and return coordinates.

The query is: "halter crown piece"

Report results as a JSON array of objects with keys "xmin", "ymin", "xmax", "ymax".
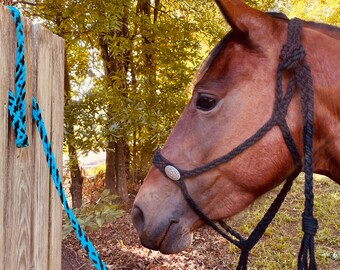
[{"xmin": 153, "ymin": 18, "xmax": 318, "ymax": 270}]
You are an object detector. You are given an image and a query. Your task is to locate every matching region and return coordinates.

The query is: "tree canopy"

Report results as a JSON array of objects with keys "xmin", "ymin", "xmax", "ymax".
[{"xmin": 14, "ymin": 0, "xmax": 340, "ymax": 204}]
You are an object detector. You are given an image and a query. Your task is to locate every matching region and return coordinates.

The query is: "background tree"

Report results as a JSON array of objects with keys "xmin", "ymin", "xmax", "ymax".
[{"xmin": 13, "ymin": 0, "xmax": 340, "ymax": 207}]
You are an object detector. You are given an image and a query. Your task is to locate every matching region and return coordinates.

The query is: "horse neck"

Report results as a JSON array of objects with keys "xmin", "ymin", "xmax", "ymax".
[{"xmin": 303, "ymin": 26, "xmax": 340, "ymax": 184}]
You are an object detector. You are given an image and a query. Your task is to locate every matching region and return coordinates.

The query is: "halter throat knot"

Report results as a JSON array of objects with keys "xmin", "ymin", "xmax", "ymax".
[{"xmin": 280, "ymin": 19, "xmax": 306, "ymax": 70}]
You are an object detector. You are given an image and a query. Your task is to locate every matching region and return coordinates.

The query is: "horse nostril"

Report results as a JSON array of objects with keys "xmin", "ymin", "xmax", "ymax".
[{"xmin": 131, "ymin": 205, "xmax": 145, "ymax": 234}]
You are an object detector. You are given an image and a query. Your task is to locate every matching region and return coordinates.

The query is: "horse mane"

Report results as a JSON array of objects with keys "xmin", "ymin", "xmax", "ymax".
[
  {"xmin": 267, "ymin": 12, "xmax": 340, "ymax": 40},
  {"xmin": 303, "ymin": 21, "xmax": 340, "ymax": 40}
]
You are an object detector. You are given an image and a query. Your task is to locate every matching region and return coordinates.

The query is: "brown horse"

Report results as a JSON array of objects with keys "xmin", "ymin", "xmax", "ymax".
[{"xmin": 132, "ymin": 0, "xmax": 340, "ymax": 259}]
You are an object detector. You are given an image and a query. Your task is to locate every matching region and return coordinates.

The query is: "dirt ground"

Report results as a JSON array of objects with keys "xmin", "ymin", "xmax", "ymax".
[
  {"xmin": 62, "ymin": 198, "xmax": 241, "ymax": 270},
  {"xmin": 62, "ymin": 179, "xmax": 340, "ymax": 270},
  {"xmin": 62, "ymin": 213, "xmax": 243, "ymax": 270}
]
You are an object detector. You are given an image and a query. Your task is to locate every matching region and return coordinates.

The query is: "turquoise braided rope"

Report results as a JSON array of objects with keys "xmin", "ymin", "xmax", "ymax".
[
  {"xmin": 6, "ymin": 7, "xmax": 107, "ymax": 270},
  {"xmin": 7, "ymin": 6, "xmax": 28, "ymax": 148},
  {"xmin": 32, "ymin": 98, "xmax": 107, "ymax": 270}
]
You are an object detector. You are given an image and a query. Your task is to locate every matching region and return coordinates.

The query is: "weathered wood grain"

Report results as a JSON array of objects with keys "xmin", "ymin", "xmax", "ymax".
[
  {"xmin": 49, "ymin": 28, "xmax": 64, "ymax": 270},
  {"xmin": 0, "ymin": 6, "xmax": 12, "ymax": 269},
  {"xmin": 32, "ymin": 23, "xmax": 54, "ymax": 270},
  {"xmin": 2, "ymin": 6, "xmax": 33, "ymax": 269},
  {"xmin": 0, "ymin": 6, "xmax": 64, "ymax": 270}
]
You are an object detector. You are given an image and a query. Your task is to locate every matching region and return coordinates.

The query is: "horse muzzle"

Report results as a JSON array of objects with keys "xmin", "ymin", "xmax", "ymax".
[{"xmin": 131, "ymin": 203, "xmax": 193, "ymax": 253}]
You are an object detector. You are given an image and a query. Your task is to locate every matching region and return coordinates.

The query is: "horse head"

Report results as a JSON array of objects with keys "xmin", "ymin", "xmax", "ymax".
[{"xmin": 132, "ymin": 0, "xmax": 340, "ymax": 254}]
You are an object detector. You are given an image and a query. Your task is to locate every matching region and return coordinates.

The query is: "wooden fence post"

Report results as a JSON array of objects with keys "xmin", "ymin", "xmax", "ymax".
[{"xmin": 0, "ymin": 6, "xmax": 64, "ymax": 270}]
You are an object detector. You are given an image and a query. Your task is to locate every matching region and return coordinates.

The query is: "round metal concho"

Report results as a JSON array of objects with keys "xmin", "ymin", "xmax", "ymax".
[{"xmin": 164, "ymin": 165, "xmax": 181, "ymax": 181}]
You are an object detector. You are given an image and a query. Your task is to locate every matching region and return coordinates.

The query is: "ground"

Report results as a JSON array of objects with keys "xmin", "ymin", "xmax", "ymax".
[
  {"xmin": 62, "ymin": 204, "xmax": 242, "ymax": 270},
  {"xmin": 62, "ymin": 176, "xmax": 340, "ymax": 270}
]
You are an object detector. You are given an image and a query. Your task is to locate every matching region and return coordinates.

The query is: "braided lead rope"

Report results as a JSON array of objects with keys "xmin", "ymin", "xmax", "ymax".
[
  {"xmin": 279, "ymin": 18, "xmax": 318, "ymax": 270},
  {"xmin": 32, "ymin": 98, "xmax": 107, "ymax": 270},
  {"xmin": 6, "ymin": 7, "xmax": 107, "ymax": 270},
  {"xmin": 293, "ymin": 27, "xmax": 318, "ymax": 270},
  {"xmin": 235, "ymin": 167, "xmax": 301, "ymax": 270},
  {"xmin": 7, "ymin": 6, "xmax": 28, "ymax": 148}
]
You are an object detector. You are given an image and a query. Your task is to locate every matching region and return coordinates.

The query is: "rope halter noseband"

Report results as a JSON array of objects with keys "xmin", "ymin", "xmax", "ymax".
[{"xmin": 153, "ymin": 18, "xmax": 318, "ymax": 270}]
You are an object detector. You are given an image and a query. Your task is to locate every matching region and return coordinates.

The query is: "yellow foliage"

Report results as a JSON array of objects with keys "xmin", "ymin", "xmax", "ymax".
[{"xmin": 285, "ymin": 0, "xmax": 340, "ymax": 26}]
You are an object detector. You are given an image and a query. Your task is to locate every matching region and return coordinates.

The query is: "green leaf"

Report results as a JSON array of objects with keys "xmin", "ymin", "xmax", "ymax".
[{"xmin": 96, "ymin": 217, "xmax": 105, "ymax": 227}]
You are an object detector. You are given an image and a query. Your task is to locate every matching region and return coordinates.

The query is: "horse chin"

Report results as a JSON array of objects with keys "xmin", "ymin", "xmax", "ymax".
[
  {"xmin": 137, "ymin": 218, "xmax": 193, "ymax": 254},
  {"xmin": 158, "ymin": 224, "xmax": 193, "ymax": 254}
]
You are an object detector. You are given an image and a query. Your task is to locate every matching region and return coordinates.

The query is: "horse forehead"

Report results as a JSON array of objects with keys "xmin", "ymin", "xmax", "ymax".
[
  {"xmin": 194, "ymin": 56, "xmax": 265, "ymax": 97},
  {"xmin": 209, "ymin": 43, "xmax": 247, "ymax": 74},
  {"xmin": 200, "ymin": 45, "xmax": 265, "ymax": 87}
]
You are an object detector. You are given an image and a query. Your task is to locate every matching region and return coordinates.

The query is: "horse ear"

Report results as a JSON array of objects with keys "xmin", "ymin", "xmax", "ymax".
[{"xmin": 215, "ymin": 0, "xmax": 275, "ymax": 43}]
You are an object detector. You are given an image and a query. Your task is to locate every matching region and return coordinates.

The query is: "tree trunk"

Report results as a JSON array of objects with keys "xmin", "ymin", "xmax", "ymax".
[
  {"xmin": 115, "ymin": 140, "xmax": 128, "ymax": 201},
  {"xmin": 98, "ymin": 3, "xmax": 130, "ymax": 202},
  {"xmin": 64, "ymin": 52, "xmax": 84, "ymax": 209},
  {"xmin": 132, "ymin": 130, "xmax": 137, "ymax": 183},
  {"xmin": 68, "ymin": 143, "xmax": 83, "ymax": 209},
  {"xmin": 105, "ymin": 141, "xmax": 116, "ymax": 193},
  {"xmin": 154, "ymin": 0, "xmax": 160, "ymax": 23}
]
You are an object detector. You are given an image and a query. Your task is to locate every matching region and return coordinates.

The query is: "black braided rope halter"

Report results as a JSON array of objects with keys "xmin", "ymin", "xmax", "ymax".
[{"xmin": 153, "ymin": 18, "xmax": 318, "ymax": 270}]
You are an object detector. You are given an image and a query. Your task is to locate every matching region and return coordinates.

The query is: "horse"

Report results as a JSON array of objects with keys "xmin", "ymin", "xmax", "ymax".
[{"xmin": 131, "ymin": 0, "xmax": 340, "ymax": 268}]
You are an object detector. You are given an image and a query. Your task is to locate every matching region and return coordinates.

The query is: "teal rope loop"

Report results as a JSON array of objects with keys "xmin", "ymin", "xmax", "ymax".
[
  {"xmin": 7, "ymin": 6, "xmax": 28, "ymax": 148},
  {"xmin": 7, "ymin": 7, "xmax": 107, "ymax": 270}
]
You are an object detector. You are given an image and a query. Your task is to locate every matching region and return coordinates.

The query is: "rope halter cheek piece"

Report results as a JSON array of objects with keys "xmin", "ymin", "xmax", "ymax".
[{"xmin": 153, "ymin": 18, "xmax": 318, "ymax": 270}]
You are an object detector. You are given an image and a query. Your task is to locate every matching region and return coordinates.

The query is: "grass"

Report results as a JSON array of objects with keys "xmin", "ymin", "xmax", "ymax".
[{"xmin": 224, "ymin": 174, "xmax": 340, "ymax": 270}]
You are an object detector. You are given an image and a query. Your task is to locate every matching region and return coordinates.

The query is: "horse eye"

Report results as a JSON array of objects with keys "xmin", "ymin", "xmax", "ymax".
[{"xmin": 196, "ymin": 95, "xmax": 217, "ymax": 111}]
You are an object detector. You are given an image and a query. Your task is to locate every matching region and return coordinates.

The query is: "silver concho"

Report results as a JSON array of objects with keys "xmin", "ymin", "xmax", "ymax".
[{"xmin": 164, "ymin": 165, "xmax": 181, "ymax": 181}]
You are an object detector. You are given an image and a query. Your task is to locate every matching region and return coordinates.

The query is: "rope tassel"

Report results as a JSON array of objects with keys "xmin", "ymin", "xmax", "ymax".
[{"xmin": 298, "ymin": 213, "xmax": 318, "ymax": 270}]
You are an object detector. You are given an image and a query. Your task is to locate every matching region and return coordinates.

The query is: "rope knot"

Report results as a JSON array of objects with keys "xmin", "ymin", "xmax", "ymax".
[
  {"xmin": 302, "ymin": 212, "xmax": 318, "ymax": 236},
  {"xmin": 279, "ymin": 18, "xmax": 305, "ymax": 70},
  {"xmin": 8, "ymin": 91, "xmax": 28, "ymax": 148},
  {"xmin": 280, "ymin": 44, "xmax": 305, "ymax": 70}
]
